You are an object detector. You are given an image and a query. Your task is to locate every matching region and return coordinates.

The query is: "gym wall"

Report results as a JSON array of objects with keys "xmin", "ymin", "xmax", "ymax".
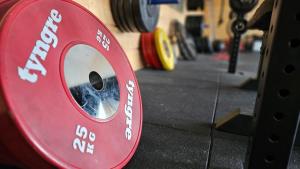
[{"xmin": 74, "ymin": 0, "xmax": 193, "ymax": 71}]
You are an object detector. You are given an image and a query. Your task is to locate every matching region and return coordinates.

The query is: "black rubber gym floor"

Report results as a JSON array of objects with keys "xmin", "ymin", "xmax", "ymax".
[
  {"xmin": 1, "ymin": 53, "xmax": 300, "ymax": 169},
  {"xmin": 125, "ymin": 53, "xmax": 300, "ymax": 169}
]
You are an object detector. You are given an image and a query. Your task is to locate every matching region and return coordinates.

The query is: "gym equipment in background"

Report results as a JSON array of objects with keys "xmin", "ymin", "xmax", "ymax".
[
  {"xmin": 194, "ymin": 36, "xmax": 214, "ymax": 54},
  {"xmin": 212, "ymin": 39, "xmax": 226, "ymax": 53},
  {"xmin": 185, "ymin": 15, "xmax": 204, "ymax": 37},
  {"xmin": 228, "ymin": 0, "xmax": 258, "ymax": 73},
  {"xmin": 111, "ymin": 0, "xmax": 179, "ymax": 32},
  {"xmin": 171, "ymin": 20, "xmax": 197, "ymax": 60},
  {"xmin": 141, "ymin": 28, "xmax": 175, "ymax": 71},
  {"xmin": 187, "ymin": 0, "xmax": 205, "ymax": 11},
  {"xmin": 216, "ymin": 1, "xmax": 300, "ymax": 168}
]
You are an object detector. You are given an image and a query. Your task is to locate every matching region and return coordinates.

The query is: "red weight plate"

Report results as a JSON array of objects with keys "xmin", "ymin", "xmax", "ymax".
[
  {"xmin": 0, "ymin": 139, "xmax": 23, "ymax": 168},
  {"xmin": 141, "ymin": 33, "xmax": 152, "ymax": 67},
  {"xmin": 0, "ymin": 0, "xmax": 17, "ymax": 19},
  {"xmin": 141, "ymin": 32, "xmax": 162, "ymax": 69},
  {"xmin": 143, "ymin": 33, "xmax": 156, "ymax": 68},
  {"xmin": 145, "ymin": 33, "xmax": 157, "ymax": 69},
  {"xmin": 0, "ymin": 111, "xmax": 52, "ymax": 168},
  {"xmin": 0, "ymin": 0, "xmax": 143, "ymax": 168},
  {"xmin": 149, "ymin": 33, "xmax": 163, "ymax": 69}
]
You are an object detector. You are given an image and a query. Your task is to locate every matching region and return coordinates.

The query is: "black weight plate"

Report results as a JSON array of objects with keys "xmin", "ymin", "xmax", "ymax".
[
  {"xmin": 110, "ymin": 0, "xmax": 125, "ymax": 32},
  {"xmin": 229, "ymin": 0, "xmax": 258, "ymax": 14},
  {"xmin": 118, "ymin": 0, "xmax": 130, "ymax": 32},
  {"xmin": 187, "ymin": 0, "xmax": 204, "ymax": 11},
  {"xmin": 185, "ymin": 15, "xmax": 204, "ymax": 36},
  {"xmin": 132, "ymin": 0, "xmax": 146, "ymax": 32},
  {"xmin": 174, "ymin": 23, "xmax": 193, "ymax": 60},
  {"xmin": 202, "ymin": 37, "xmax": 213, "ymax": 54},
  {"xmin": 180, "ymin": 27, "xmax": 197, "ymax": 60},
  {"xmin": 247, "ymin": 0, "xmax": 274, "ymax": 31},
  {"xmin": 132, "ymin": 0, "xmax": 160, "ymax": 32},
  {"xmin": 194, "ymin": 37, "xmax": 213, "ymax": 54},
  {"xmin": 173, "ymin": 21, "xmax": 187, "ymax": 58},
  {"xmin": 194, "ymin": 36, "xmax": 204, "ymax": 53},
  {"xmin": 174, "ymin": 21, "xmax": 196, "ymax": 60},
  {"xmin": 177, "ymin": 40, "xmax": 191, "ymax": 60},
  {"xmin": 183, "ymin": 36, "xmax": 197, "ymax": 60},
  {"xmin": 123, "ymin": 0, "xmax": 137, "ymax": 31}
]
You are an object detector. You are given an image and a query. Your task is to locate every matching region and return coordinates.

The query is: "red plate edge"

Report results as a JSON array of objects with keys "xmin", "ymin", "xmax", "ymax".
[
  {"xmin": 142, "ymin": 32, "xmax": 161, "ymax": 69},
  {"xmin": 141, "ymin": 33, "xmax": 152, "ymax": 67},
  {"xmin": 149, "ymin": 32, "xmax": 162, "ymax": 69}
]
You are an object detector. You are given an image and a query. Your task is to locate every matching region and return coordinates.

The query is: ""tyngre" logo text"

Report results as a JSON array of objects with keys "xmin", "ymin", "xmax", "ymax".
[{"xmin": 18, "ymin": 9, "xmax": 62, "ymax": 83}]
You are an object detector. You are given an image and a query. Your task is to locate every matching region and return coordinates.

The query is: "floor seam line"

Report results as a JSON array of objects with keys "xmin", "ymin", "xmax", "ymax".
[{"xmin": 206, "ymin": 72, "xmax": 222, "ymax": 169}]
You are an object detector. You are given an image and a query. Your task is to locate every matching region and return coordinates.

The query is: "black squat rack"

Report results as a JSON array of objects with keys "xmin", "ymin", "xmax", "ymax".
[{"xmin": 216, "ymin": 0, "xmax": 300, "ymax": 168}]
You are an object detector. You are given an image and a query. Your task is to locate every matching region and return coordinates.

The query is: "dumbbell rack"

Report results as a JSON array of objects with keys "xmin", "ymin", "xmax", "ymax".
[{"xmin": 215, "ymin": 0, "xmax": 300, "ymax": 168}]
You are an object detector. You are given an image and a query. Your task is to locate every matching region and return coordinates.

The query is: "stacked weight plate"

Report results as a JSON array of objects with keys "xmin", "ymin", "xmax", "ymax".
[
  {"xmin": 141, "ymin": 28, "xmax": 175, "ymax": 71},
  {"xmin": 111, "ymin": 0, "xmax": 160, "ymax": 32},
  {"xmin": 0, "ymin": 0, "xmax": 143, "ymax": 168},
  {"xmin": 187, "ymin": 0, "xmax": 205, "ymax": 10},
  {"xmin": 185, "ymin": 15, "xmax": 204, "ymax": 37},
  {"xmin": 171, "ymin": 20, "xmax": 197, "ymax": 60},
  {"xmin": 194, "ymin": 36, "xmax": 213, "ymax": 54}
]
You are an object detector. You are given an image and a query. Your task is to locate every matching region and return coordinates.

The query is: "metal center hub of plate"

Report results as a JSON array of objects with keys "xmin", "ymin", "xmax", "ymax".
[{"xmin": 63, "ymin": 44, "xmax": 120, "ymax": 120}]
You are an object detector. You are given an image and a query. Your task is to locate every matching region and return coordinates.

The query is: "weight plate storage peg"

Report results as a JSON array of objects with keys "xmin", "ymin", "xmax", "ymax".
[{"xmin": 0, "ymin": 0, "xmax": 143, "ymax": 169}]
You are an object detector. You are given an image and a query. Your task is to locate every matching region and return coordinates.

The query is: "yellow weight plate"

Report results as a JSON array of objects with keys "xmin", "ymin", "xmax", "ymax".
[{"xmin": 154, "ymin": 28, "xmax": 175, "ymax": 71}]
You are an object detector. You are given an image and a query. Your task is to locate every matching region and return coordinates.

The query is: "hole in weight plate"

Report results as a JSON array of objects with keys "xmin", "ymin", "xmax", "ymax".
[
  {"xmin": 289, "ymin": 39, "xmax": 300, "ymax": 48},
  {"xmin": 284, "ymin": 64, "xmax": 295, "ymax": 74},
  {"xmin": 268, "ymin": 134, "xmax": 280, "ymax": 143},
  {"xmin": 257, "ymin": 93, "xmax": 261, "ymax": 98},
  {"xmin": 278, "ymin": 89, "xmax": 290, "ymax": 98},
  {"xmin": 89, "ymin": 71, "xmax": 104, "ymax": 91},
  {"xmin": 274, "ymin": 112, "xmax": 284, "ymax": 121},
  {"xmin": 265, "ymin": 155, "xmax": 275, "ymax": 163},
  {"xmin": 296, "ymin": 12, "xmax": 300, "ymax": 21}
]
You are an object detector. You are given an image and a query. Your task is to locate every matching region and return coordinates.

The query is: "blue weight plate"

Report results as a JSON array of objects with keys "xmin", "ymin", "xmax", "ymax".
[{"xmin": 132, "ymin": 0, "xmax": 160, "ymax": 32}]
